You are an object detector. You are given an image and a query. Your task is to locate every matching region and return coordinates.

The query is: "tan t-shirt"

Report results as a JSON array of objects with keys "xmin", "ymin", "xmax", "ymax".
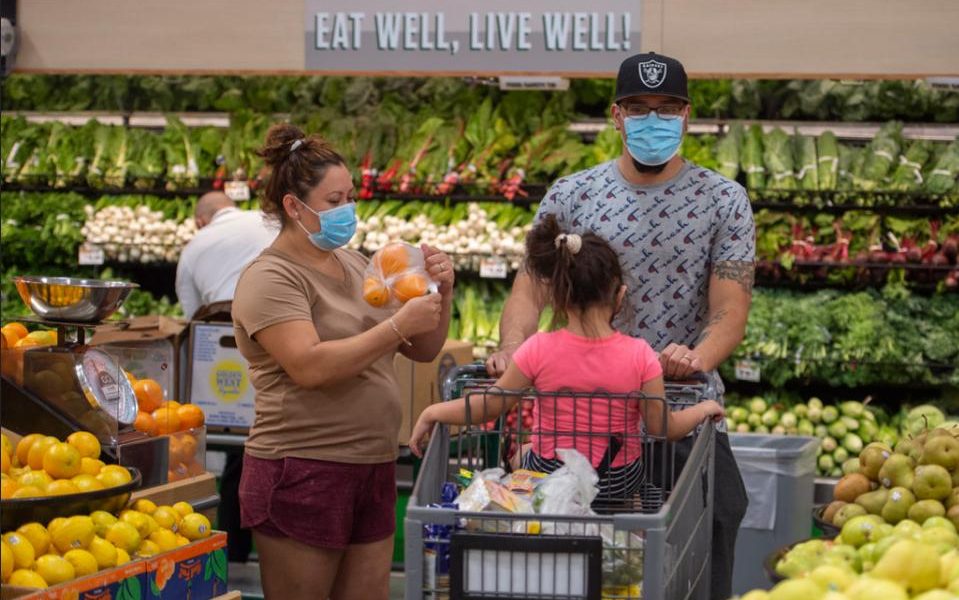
[{"xmin": 232, "ymin": 247, "xmax": 401, "ymax": 464}]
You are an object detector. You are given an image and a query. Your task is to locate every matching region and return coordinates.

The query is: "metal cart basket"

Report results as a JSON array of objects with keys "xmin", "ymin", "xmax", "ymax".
[{"xmin": 405, "ymin": 365, "xmax": 717, "ymax": 600}]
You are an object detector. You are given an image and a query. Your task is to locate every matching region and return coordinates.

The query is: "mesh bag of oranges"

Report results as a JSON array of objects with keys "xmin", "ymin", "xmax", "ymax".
[{"xmin": 363, "ymin": 243, "xmax": 438, "ymax": 308}]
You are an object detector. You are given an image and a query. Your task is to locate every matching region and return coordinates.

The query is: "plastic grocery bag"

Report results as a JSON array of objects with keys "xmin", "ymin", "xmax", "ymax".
[
  {"xmin": 363, "ymin": 242, "xmax": 438, "ymax": 308},
  {"xmin": 532, "ymin": 449, "xmax": 599, "ymax": 517}
]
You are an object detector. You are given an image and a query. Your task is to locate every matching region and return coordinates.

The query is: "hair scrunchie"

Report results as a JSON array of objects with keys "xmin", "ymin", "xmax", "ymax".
[{"xmin": 555, "ymin": 233, "xmax": 583, "ymax": 255}]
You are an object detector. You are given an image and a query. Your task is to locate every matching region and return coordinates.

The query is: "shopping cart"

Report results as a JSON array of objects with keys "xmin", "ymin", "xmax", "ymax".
[{"xmin": 405, "ymin": 364, "xmax": 717, "ymax": 600}]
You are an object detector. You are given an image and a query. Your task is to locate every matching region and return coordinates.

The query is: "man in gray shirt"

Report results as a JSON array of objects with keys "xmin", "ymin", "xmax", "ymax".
[{"xmin": 487, "ymin": 52, "xmax": 754, "ymax": 599}]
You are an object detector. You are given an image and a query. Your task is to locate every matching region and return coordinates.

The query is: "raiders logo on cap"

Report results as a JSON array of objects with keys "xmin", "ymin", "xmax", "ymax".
[{"xmin": 638, "ymin": 59, "xmax": 667, "ymax": 88}]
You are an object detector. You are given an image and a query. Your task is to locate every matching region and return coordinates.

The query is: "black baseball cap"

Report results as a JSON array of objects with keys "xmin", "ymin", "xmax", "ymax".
[{"xmin": 614, "ymin": 52, "xmax": 689, "ymax": 103}]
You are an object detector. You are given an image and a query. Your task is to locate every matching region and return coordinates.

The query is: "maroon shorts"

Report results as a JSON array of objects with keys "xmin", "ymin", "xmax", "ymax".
[{"xmin": 239, "ymin": 454, "xmax": 396, "ymax": 550}]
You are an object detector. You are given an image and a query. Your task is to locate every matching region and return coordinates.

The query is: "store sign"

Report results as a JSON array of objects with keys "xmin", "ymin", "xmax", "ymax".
[{"xmin": 304, "ymin": 1, "xmax": 641, "ymax": 74}]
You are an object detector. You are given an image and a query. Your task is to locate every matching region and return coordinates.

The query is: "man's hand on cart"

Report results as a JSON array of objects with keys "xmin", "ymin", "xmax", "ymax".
[
  {"xmin": 659, "ymin": 343, "xmax": 704, "ymax": 380},
  {"xmin": 485, "ymin": 346, "xmax": 516, "ymax": 378}
]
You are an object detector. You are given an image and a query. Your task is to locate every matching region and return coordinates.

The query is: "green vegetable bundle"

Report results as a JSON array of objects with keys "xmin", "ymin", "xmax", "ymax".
[
  {"xmin": 127, "ymin": 128, "xmax": 166, "ymax": 190},
  {"xmin": 715, "ymin": 124, "xmax": 742, "ymax": 180},
  {"xmin": 816, "ymin": 131, "xmax": 839, "ymax": 190},
  {"xmin": 794, "ymin": 135, "xmax": 819, "ymax": 191},
  {"xmin": 889, "ymin": 140, "xmax": 933, "ymax": 191},
  {"xmin": 857, "ymin": 121, "xmax": 903, "ymax": 189},
  {"xmin": 741, "ymin": 125, "xmax": 766, "ymax": 190},
  {"xmin": 763, "ymin": 128, "xmax": 797, "ymax": 190},
  {"xmin": 924, "ymin": 138, "xmax": 959, "ymax": 194}
]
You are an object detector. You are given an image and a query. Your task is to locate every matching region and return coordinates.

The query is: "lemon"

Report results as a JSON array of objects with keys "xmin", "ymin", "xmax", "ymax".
[
  {"xmin": 35, "ymin": 554, "xmax": 76, "ymax": 585},
  {"xmin": 178, "ymin": 513, "xmax": 212, "ymax": 541},
  {"xmin": 8, "ymin": 568, "xmax": 47, "ymax": 588},
  {"xmin": 116, "ymin": 548, "xmax": 131, "ymax": 566},
  {"xmin": 15, "ymin": 433, "xmax": 43, "ymax": 466},
  {"xmin": 90, "ymin": 511, "xmax": 118, "ymax": 538},
  {"xmin": 51, "ymin": 516, "xmax": 95, "ymax": 553},
  {"xmin": 11, "ymin": 485, "xmax": 43, "ymax": 498},
  {"xmin": 120, "ymin": 511, "xmax": 151, "ymax": 539},
  {"xmin": 1, "ymin": 540, "xmax": 14, "ymax": 581},
  {"xmin": 136, "ymin": 540, "xmax": 160, "ymax": 557},
  {"xmin": 43, "ymin": 442, "xmax": 82, "ymax": 479},
  {"xmin": 2, "ymin": 533, "xmax": 35, "ymax": 569},
  {"xmin": 133, "ymin": 498, "xmax": 157, "ymax": 515},
  {"xmin": 97, "ymin": 466, "xmax": 132, "ymax": 488},
  {"xmin": 172, "ymin": 501, "xmax": 194, "ymax": 517},
  {"xmin": 66, "ymin": 432, "xmax": 101, "ymax": 460},
  {"xmin": 63, "ymin": 549, "xmax": 99, "ymax": 577},
  {"xmin": 105, "ymin": 522, "xmax": 140, "ymax": 554},
  {"xmin": 149, "ymin": 529, "xmax": 178, "ymax": 553},
  {"xmin": 16, "ymin": 523, "xmax": 50, "ymax": 556},
  {"xmin": 0, "ymin": 433, "xmax": 12, "ymax": 460},
  {"xmin": 175, "ymin": 535, "xmax": 191, "ymax": 548},
  {"xmin": 1, "ymin": 448, "xmax": 10, "ymax": 475},
  {"xmin": 47, "ymin": 517, "xmax": 68, "ymax": 534},
  {"xmin": 27, "ymin": 436, "xmax": 59, "ymax": 471},
  {"xmin": 152, "ymin": 506, "xmax": 181, "ymax": 531},
  {"xmin": 71, "ymin": 474, "xmax": 105, "ymax": 493},
  {"xmin": 80, "ymin": 457, "xmax": 104, "ymax": 476},
  {"xmin": 88, "ymin": 536, "xmax": 118, "ymax": 570},
  {"xmin": 17, "ymin": 470, "xmax": 52, "ymax": 492},
  {"xmin": 45, "ymin": 479, "xmax": 80, "ymax": 496}
]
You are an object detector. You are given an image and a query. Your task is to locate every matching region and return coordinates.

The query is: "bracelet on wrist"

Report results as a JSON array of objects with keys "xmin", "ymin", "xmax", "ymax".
[{"xmin": 390, "ymin": 317, "xmax": 413, "ymax": 347}]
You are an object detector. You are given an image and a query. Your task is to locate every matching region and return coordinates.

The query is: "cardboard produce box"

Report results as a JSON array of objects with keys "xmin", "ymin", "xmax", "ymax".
[
  {"xmin": 1, "ymin": 533, "xmax": 227, "ymax": 600},
  {"xmin": 91, "ymin": 316, "xmax": 189, "ymax": 402},
  {"xmin": 186, "ymin": 322, "xmax": 255, "ymax": 432},
  {"xmin": 394, "ymin": 339, "xmax": 474, "ymax": 445}
]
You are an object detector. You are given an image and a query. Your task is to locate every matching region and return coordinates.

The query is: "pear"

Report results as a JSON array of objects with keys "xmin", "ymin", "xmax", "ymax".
[
  {"xmin": 845, "ymin": 577, "xmax": 908, "ymax": 600},
  {"xmin": 912, "ymin": 590, "xmax": 956, "ymax": 600},
  {"xmin": 768, "ymin": 578, "xmax": 825, "ymax": 600},
  {"xmin": 823, "ymin": 500, "xmax": 847, "ymax": 524},
  {"xmin": 948, "ymin": 505, "xmax": 959, "ymax": 531},
  {"xmin": 893, "ymin": 519, "xmax": 922, "ymax": 539},
  {"xmin": 952, "ymin": 469, "xmax": 959, "ymax": 488},
  {"xmin": 881, "ymin": 487, "xmax": 917, "ymax": 524},
  {"xmin": 835, "ymin": 473, "xmax": 872, "ymax": 503},
  {"xmin": 833, "ymin": 503, "xmax": 868, "ymax": 528},
  {"xmin": 946, "ymin": 487, "xmax": 959, "ymax": 510},
  {"xmin": 907, "ymin": 499, "xmax": 946, "ymax": 524},
  {"xmin": 913, "ymin": 464, "xmax": 952, "ymax": 501},
  {"xmin": 878, "ymin": 454, "xmax": 915, "ymax": 489},
  {"xmin": 923, "ymin": 516, "xmax": 958, "ymax": 534},
  {"xmin": 808, "ymin": 564, "xmax": 856, "ymax": 592},
  {"xmin": 739, "ymin": 591, "xmax": 770, "ymax": 600},
  {"xmin": 841, "ymin": 458, "xmax": 861, "ymax": 476},
  {"xmin": 855, "ymin": 488, "xmax": 889, "ymax": 515},
  {"xmin": 894, "ymin": 438, "xmax": 915, "ymax": 456},
  {"xmin": 859, "ymin": 443, "xmax": 892, "ymax": 481},
  {"xmin": 871, "ymin": 539, "xmax": 941, "ymax": 595},
  {"xmin": 841, "ymin": 514, "xmax": 886, "ymax": 548},
  {"xmin": 920, "ymin": 435, "xmax": 959, "ymax": 470}
]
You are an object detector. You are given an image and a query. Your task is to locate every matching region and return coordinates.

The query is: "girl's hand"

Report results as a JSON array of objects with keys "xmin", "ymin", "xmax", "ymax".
[
  {"xmin": 422, "ymin": 244, "xmax": 454, "ymax": 296},
  {"xmin": 409, "ymin": 411, "xmax": 436, "ymax": 458},
  {"xmin": 699, "ymin": 400, "xmax": 725, "ymax": 422}
]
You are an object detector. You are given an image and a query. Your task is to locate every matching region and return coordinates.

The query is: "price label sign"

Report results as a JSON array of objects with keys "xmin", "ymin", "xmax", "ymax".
[
  {"xmin": 479, "ymin": 257, "xmax": 508, "ymax": 279},
  {"xmin": 734, "ymin": 359, "xmax": 761, "ymax": 382},
  {"xmin": 78, "ymin": 243, "xmax": 105, "ymax": 266},
  {"xmin": 224, "ymin": 181, "xmax": 251, "ymax": 201}
]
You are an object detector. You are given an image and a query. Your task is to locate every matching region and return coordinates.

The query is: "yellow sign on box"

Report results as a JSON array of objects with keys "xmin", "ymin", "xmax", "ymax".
[{"xmin": 188, "ymin": 323, "xmax": 255, "ymax": 432}]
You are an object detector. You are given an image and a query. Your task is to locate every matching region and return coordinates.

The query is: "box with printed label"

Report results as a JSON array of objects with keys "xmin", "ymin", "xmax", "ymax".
[
  {"xmin": 145, "ymin": 532, "xmax": 229, "ymax": 600},
  {"xmin": 91, "ymin": 316, "xmax": 189, "ymax": 402},
  {"xmin": 0, "ymin": 559, "xmax": 147, "ymax": 600},
  {"xmin": 187, "ymin": 322, "xmax": 255, "ymax": 432}
]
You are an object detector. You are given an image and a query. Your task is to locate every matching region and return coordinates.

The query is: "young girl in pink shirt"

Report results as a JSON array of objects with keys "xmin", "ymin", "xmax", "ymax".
[{"xmin": 410, "ymin": 214, "xmax": 724, "ymax": 498}]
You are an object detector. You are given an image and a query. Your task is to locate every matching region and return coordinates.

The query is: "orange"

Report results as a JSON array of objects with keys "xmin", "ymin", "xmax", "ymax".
[
  {"xmin": 1, "ymin": 448, "xmax": 9, "ymax": 474},
  {"xmin": 152, "ymin": 408, "xmax": 180, "ymax": 435},
  {"xmin": 16, "ymin": 433, "xmax": 44, "ymax": 467},
  {"xmin": 2, "ymin": 323, "xmax": 28, "ymax": 340},
  {"xmin": 133, "ymin": 411, "xmax": 157, "ymax": 436},
  {"xmin": 159, "ymin": 400, "xmax": 181, "ymax": 411},
  {"xmin": 1, "ymin": 433, "xmax": 12, "ymax": 460},
  {"xmin": 185, "ymin": 460, "xmax": 205, "ymax": 477},
  {"xmin": 46, "ymin": 480, "xmax": 80, "ymax": 496},
  {"xmin": 177, "ymin": 435, "xmax": 198, "ymax": 463},
  {"xmin": 80, "ymin": 457, "xmax": 104, "ymax": 476},
  {"xmin": 392, "ymin": 273, "xmax": 429, "ymax": 303},
  {"xmin": 176, "ymin": 404, "xmax": 205, "ymax": 431},
  {"xmin": 373, "ymin": 243, "xmax": 410, "ymax": 277},
  {"xmin": 1, "ymin": 328, "xmax": 18, "ymax": 349},
  {"xmin": 27, "ymin": 436, "xmax": 59, "ymax": 471},
  {"xmin": 133, "ymin": 379, "xmax": 164, "ymax": 413},
  {"xmin": 42, "ymin": 442, "xmax": 82, "ymax": 479},
  {"xmin": 0, "ymin": 478, "xmax": 18, "ymax": 499},
  {"xmin": 363, "ymin": 277, "xmax": 390, "ymax": 307},
  {"xmin": 66, "ymin": 432, "xmax": 101, "ymax": 460}
]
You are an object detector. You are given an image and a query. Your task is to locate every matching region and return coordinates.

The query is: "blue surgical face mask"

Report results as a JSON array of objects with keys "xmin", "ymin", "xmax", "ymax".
[
  {"xmin": 623, "ymin": 112, "xmax": 685, "ymax": 166},
  {"xmin": 295, "ymin": 199, "xmax": 357, "ymax": 251}
]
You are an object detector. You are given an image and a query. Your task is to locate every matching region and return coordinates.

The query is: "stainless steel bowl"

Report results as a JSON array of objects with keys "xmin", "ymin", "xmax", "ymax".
[{"xmin": 13, "ymin": 276, "xmax": 139, "ymax": 323}]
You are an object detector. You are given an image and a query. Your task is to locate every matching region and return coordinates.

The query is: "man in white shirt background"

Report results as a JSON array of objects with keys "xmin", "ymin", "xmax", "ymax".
[
  {"xmin": 175, "ymin": 190, "xmax": 277, "ymax": 565},
  {"xmin": 176, "ymin": 191, "xmax": 278, "ymax": 320}
]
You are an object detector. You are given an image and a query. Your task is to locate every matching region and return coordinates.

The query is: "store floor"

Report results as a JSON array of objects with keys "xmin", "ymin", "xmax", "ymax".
[{"xmin": 229, "ymin": 561, "xmax": 407, "ymax": 599}]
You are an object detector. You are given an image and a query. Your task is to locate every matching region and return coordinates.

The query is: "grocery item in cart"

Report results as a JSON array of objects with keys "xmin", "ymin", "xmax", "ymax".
[{"xmin": 363, "ymin": 242, "xmax": 437, "ymax": 308}]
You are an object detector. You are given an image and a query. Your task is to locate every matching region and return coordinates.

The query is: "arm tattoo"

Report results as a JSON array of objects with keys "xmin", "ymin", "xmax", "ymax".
[
  {"xmin": 713, "ymin": 260, "xmax": 755, "ymax": 294},
  {"xmin": 695, "ymin": 308, "xmax": 729, "ymax": 346}
]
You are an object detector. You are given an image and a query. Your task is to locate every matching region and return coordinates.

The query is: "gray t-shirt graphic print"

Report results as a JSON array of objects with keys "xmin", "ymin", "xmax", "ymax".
[{"xmin": 535, "ymin": 159, "xmax": 755, "ymax": 353}]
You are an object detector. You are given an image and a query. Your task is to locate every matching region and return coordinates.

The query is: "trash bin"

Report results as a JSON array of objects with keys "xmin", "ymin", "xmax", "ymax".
[{"xmin": 729, "ymin": 434, "xmax": 818, "ymax": 594}]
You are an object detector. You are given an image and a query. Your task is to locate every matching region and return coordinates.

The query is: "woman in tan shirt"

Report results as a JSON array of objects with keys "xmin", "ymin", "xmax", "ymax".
[{"xmin": 232, "ymin": 124, "xmax": 454, "ymax": 600}]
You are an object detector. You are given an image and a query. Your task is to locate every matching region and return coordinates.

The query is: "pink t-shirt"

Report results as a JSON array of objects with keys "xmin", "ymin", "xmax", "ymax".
[{"xmin": 512, "ymin": 329, "xmax": 663, "ymax": 469}]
